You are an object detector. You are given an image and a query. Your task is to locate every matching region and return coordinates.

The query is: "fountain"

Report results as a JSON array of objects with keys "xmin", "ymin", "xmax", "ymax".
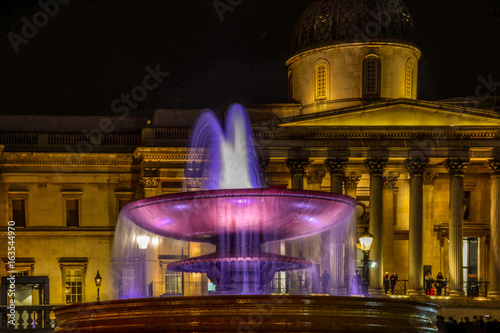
[{"xmin": 54, "ymin": 104, "xmax": 438, "ymax": 332}]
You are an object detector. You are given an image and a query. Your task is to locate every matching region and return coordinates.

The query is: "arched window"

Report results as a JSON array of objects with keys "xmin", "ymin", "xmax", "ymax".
[
  {"xmin": 405, "ymin": 59, "xmax": 414, "ymax": 99},
  {"xmin": 362, "ymin": 56, "xmax": 381, "ymax": 98},
  {"xmin": 315, "ymin": 61, "xmax": 328, "ymax": 101}
]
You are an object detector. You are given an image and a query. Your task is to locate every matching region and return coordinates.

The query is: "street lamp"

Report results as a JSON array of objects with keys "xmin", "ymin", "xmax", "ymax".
[
  {"xmin": 94, "ymin": 270, "xmax": 102, "ymax": 301},
  {"xmin": 136, "ymin": 235, "xmax": 150, "ymax": 296},
  {"xmin": 358, "ymin": 229, "xmax": 374, "ymax": 297},
  {"xmin": 136, "ymin": 235, "xmax": 150, "ymax": 250}
]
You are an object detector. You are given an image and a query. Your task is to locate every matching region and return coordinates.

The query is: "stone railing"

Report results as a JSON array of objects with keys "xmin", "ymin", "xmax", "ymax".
[
  {"xmin": 154, "ymin": 128, "xmax": 188, "ymax": 140},
  {"xmin": 0, "ymin": 305, "xmax": 55, "ymax": 332},
  {"xmin": 0, "ymin": 133, "xmax": 38, "ymax": 144},
  {"xmin": 0, "ymin": 132, "xmax": 140, "ymax": 147}
]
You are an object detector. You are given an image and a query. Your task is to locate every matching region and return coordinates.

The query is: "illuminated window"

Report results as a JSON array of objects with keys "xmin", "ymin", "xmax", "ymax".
[
  {"xmin": 158, "ymin": 256, "xmax": 185, "ymax": 296},
  {"xmin": 164, "ymin": 267, "xmax": 182, "ymax": 295},
  {"xmin": 59, "ymin": 258, "xmax": 87, "ymax": 304},
  {"xmin": 8, "ymin": 191, "xmax": 28, "ymax": 227},
  {"xmin": 405, "ymin": 59, "xmax": 414, "ymax": 98},
  {"xmin": 315, "ymin": 62, "xmax": 328, "ymax": 100},
  {"xmin": 363, "ymin": 56, "xmax": 381, "ymax": 98},
  {"xmin": 65, "ymin": 269, "xmax": 83, "ymax": 303}
]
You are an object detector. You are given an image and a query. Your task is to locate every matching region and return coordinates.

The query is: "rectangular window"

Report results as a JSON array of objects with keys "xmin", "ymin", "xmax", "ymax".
[
  {"xmin": 66, "ymin": 199, "xmax": 80, "ymax": 227},
  {"xmin": 9, "ymin": 191, "xmax": 29, "ymax": 227},
  {"xmin": 165, "ymin": 268, "xmax": 182, "ymax": 295},
  {"xmin": 65, "ymin": 269, "xmax": 83, "ymax": 304},
  {"xmin": 12, "ymin": 199, "xmax": 26, "ymax": 227},
  {"xmin": 115, "ymin": 191, "xmax": 135, "ymax": 219},
  {"xmin": 118, "ymin": 199, "xmax": 131, "ymax": 212}
]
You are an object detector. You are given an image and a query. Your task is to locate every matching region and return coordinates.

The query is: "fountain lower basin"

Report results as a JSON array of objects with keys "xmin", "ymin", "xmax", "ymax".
[{"xmin": 53, "ymin": 295, "xmax": 439, "ymax": 332}]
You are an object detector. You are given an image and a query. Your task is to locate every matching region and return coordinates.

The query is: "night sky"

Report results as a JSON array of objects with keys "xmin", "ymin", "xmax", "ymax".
[{"xmin": 0, "ymin": 0, "xmax": 499, "ymax": 117}]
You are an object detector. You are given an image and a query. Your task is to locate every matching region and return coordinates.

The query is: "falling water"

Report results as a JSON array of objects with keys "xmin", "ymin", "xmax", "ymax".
[
  {"xmin": 186, "ymin": 104, "xmax": 263, "ymax": 190},
  {"xmin": 111, "ymin": 104, "xmax": 356, "ymax": 298}
]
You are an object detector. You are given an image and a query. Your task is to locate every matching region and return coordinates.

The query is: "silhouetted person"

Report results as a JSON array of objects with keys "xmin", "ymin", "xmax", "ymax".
[
  {"xmin": 353, "ymin": 270, "xmax": 362, "ymax": 295},
  {"xmin": 446, "ymin": 316, "xmax": 457, "ymax": 333},
  {"xmin": 321, "ymin": 270, "xmax": 330, "ymax": 294},
  {"xmin": 435, "ymin": 272, "xmax": 445, "ymax": 296},
  {"xmin": 463, "ymin": 317, "xmax": 473, "ymax": 333},
  {"xmin": 389, "ymin": 271, "xmax": 398, "ymax": 294},
  {"xmin": 425, "ymin": 272, "xmax": 433, "ymax": 295},
  {"xmin": 383, "ymin": 272, "xmax": 390, "ymax": 294},
  {"xmin": 436, "ymin": 315, "xmax": 446, "ymax": 333}
]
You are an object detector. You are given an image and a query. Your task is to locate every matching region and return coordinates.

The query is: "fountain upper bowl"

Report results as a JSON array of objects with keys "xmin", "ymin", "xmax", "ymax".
[{"xmin": 122, "ymin": 188, "xmax": 357, "ymax": 243}]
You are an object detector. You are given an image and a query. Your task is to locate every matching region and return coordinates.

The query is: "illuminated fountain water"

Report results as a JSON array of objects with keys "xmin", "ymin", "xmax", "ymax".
[
  {"xmin": 112, "ymin": 104, "xmax": 355, "ymax": 296},
  {"xmin": 54, "ymin": 104, "xmax": 439, "ymax": 332}
]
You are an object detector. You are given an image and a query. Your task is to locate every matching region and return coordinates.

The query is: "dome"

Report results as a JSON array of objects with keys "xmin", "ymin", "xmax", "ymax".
[{"xmin": 291, "ymin": 0, "xmax": 416, "ymax": 56}]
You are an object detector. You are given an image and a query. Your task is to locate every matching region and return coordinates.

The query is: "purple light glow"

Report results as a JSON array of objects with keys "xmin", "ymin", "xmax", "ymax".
[{"xmin": 112, "ymin": 104, "xmax": 357, "ymax": 296}]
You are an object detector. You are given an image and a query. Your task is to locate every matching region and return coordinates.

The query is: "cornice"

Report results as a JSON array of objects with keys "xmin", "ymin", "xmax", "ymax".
[
  {"xmin": 134, "ymin": 147, "xmax": 204, "ymax": 162},
  {"xmin": 254, "ymin": 129, "xmax": 500, "ymax": 141}
]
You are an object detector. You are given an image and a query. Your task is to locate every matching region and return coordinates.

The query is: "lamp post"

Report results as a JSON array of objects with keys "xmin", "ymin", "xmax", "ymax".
[
  {"xmin": 136, "ymin": 235, "xmax": 150, "ymax": 297},
  {"xmin": 359, "ymin": 229, "xmax": 374, "ymax": 297},
  {"xmin": 297, "ymin": 270, "xmax": 303, "ymax": 295},
  {"xmin": 94, "ymin": 270, "xmax": 102, "ymax": 302}
]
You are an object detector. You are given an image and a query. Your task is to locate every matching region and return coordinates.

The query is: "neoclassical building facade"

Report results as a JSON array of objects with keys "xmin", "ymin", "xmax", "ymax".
[{"xmin": 1, "ymin": 0, "xmax": 500, "ymax": 319}]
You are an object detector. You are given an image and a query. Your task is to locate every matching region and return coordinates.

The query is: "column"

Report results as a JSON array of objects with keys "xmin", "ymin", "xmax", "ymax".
[
  {"xmin": 140, "ymin": 177, "xmax": 160, "ymax": 198},
  {"xmin": 325, "ymin": 158, "xmax": 348, "ymax": 294},
  {"xmin": 487, "ymin": 158, "xmax": 500, "ymax": 298},
  {"xmin": 184, "ymin": 163, "xmax": 207, "ymax": 294},
  {"xmin": 382, "ymin": 172, "xmax": 399, "ymax": 279},
  {"xmin": 364, "ymin": 157, "xmax": 388, "ymax": 293},
  {"xmin": 325, "ymin": 158, "xmax": 348, "ymax": 194},
  {"xmin": 259, "ymin": 158, "xmax": 270, "ymax": 188},
  {"xmin": 286, "ymin": 158, "xmax": 310, "ymax": 190},
  {"xmin": 344, "ymin": 172, "xmax": 361, "ymax": 199},
  {"xmin": 185, "ymin": 178, "xmax": 204, "ymax": 192},
  {"xmin": 307, "ymin": 170, "xmax": 326, "ymax": 191},
  {"xmin": 404, "ymin": 157, "xmax": 429, "ymax": 296},
  {"xmin": 286, "ymin": 157, "xmax": 310, "ymax": 292},
  {"xmin": 423, "ymin": 172, "xmax": 440, "ymax": 272},
  {"xmin": 444, "ymin": 157, "xmax": 470, "ymax": 296}
]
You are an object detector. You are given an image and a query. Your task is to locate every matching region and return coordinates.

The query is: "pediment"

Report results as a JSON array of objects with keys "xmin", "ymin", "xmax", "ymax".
[{"xmin": 279, "ymin": 100, "xmax": 500, "ymax": 127}]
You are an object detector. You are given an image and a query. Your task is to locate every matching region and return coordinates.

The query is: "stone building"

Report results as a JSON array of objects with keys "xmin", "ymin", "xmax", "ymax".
[{"xmin": 1, "ymin": 0, "xmax": 500, "ymax": 324}]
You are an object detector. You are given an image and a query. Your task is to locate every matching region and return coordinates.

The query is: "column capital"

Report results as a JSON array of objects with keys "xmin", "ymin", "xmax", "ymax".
[
  {"xmin": 185, "ymin": 178, "xmax": 205, "ymax": 190},
  {"xmin": 404, "ymin": 157, "xmax": 429, "ymax": 176},
  {"xmin": 259, "ymin": 158, "xmax": 270, "ymax": 172},
  {"xmin": 324, "ymin": 157, "xmax": 348, "ymax": 175},
  {"xmin": 140, "ymin": 177, "xmax": 160, "ymax": 189},
  {"xmin": 363, "ymin": 157, "xmax": 388, "ymax": 176},
  {"xmin": 444, "ymin": 158, "xmax": 470, "ymax": 176},
  {"xmin": 306, "ymin": 170, "xmax": 326, "ymax": 185},
  {"xmin": 286, "ymin": 157, "xmax": 311, "ymax": 175},
  {"xmin": 487, "ymin": 158, "xmax": 500, "ymax": 176},
  {"xmin": 344, "ymin": 172, "xmax": 362, "ymax": 189},
  {"xmin": 383, "ymin": 172, "xmax": 399, "ymax": 189},
  {"xmin": 423, "ymin": 172, "xmax": 439, "ymax": 185}
]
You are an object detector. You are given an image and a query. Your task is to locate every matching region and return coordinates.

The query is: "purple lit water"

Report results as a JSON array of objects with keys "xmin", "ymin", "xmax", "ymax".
[{"xmin": 111, "ymin": 104, "xmax": 356, "ymax": 298}]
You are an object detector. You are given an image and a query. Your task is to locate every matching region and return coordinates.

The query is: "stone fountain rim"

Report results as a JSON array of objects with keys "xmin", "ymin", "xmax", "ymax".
[{"xmin": 122, "ymin": 188, "xmax": 358, "ymax": 213}]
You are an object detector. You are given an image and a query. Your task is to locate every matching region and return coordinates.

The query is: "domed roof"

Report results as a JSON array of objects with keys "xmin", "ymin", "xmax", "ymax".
[{"xmin": 290, "ymin": 0, "xmax": 416, "ymax": 56}]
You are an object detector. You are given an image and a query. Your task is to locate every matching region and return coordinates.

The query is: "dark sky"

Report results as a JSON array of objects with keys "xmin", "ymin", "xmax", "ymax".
[{"xmin": 0, "ymin": 0, "xmax": 499, "ymax": 117}]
